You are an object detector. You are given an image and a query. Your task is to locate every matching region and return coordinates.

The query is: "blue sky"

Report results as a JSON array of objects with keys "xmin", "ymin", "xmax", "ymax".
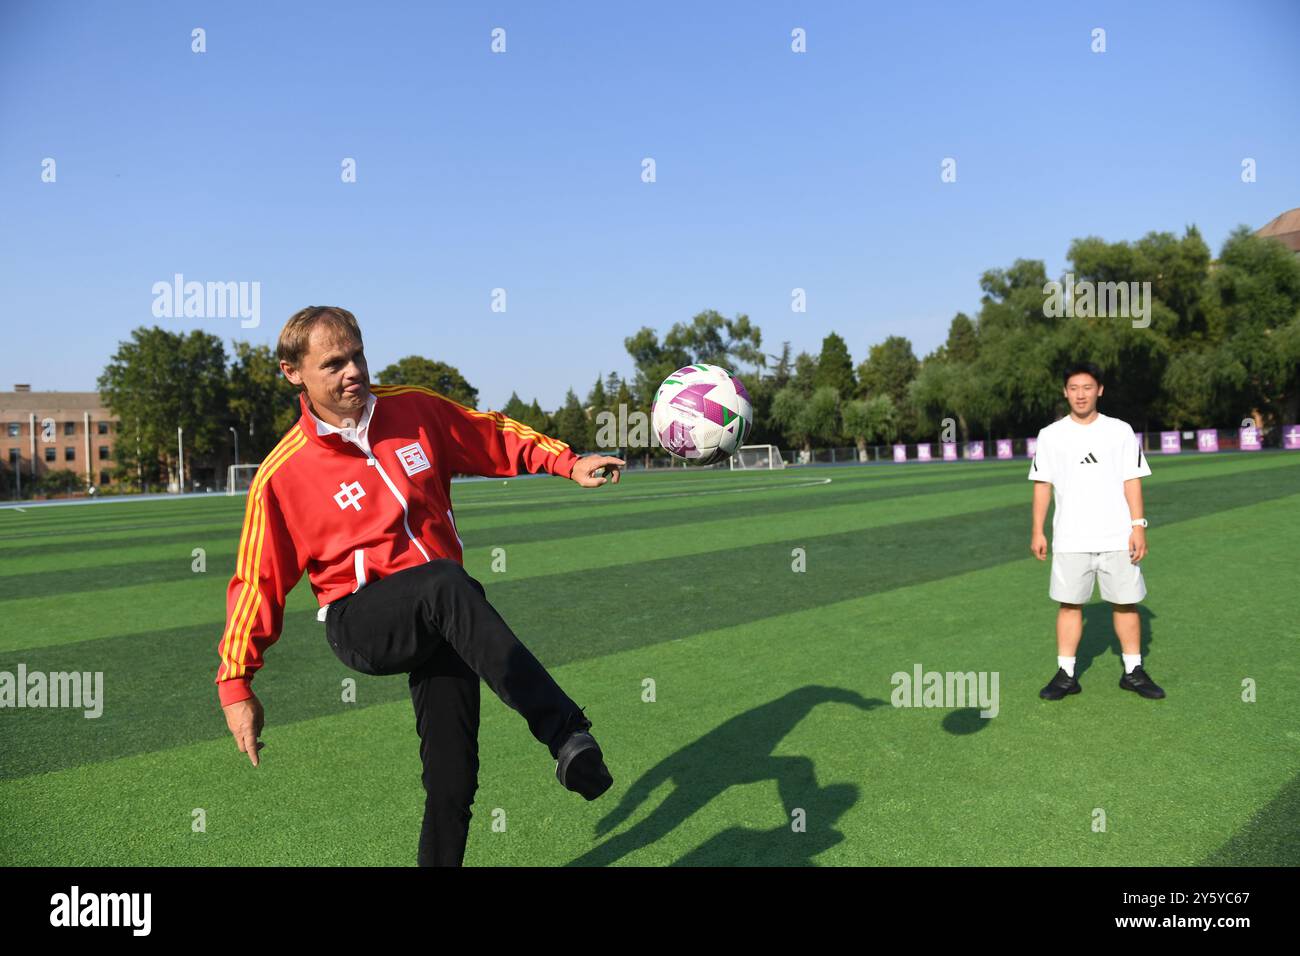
[{"xmin": 2, "ymin": 0, "xmax": 1298, "ymax": 411}]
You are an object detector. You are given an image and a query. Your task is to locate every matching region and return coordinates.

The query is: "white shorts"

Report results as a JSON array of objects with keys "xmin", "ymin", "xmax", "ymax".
[{"xmin": 1049, "ymin": 550, "xmax": 1146, "ymax": 605}]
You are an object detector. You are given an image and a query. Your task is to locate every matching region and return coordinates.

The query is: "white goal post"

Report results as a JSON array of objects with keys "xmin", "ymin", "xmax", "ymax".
[
  {"xmin": 227, "ymin": 463, "xmax": 261, "ymax": 495},
  {"xmin": 729, "ymin": 444, "xmax": 785, "ymax": 470}
]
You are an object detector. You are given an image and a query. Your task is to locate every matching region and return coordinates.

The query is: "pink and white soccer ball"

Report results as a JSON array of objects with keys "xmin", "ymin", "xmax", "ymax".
[{"xmin": 651, "ymin": 364, "xmax": 753, "ymax": 465}]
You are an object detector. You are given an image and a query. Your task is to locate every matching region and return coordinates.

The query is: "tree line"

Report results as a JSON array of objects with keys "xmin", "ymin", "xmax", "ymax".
[
  {"xmin": 23, "ymin": 221, "xmax": 1298, "ymax": 492},
  {"xmin": 577, "ymin": 225, "xmax": 1300, "ymax": 458}
]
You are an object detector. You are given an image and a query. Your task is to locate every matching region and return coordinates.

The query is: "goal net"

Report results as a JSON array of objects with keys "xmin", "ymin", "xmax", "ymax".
[
  {"xmin": 730, "ymin": 445, "xmax": 785, "ymax": 470},
  {"xmin": 227, "ymin": 463, "xmax": 261, "ymax": 495}
]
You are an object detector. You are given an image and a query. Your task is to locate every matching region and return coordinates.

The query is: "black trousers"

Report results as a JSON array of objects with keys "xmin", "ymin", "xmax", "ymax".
[{"xmin": 324, "ymin": 559, "xmax": 584, "ymax": 866}]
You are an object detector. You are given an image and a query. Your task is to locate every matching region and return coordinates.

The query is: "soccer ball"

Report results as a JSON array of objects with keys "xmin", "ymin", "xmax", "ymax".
[{"xmin": 651, "ymin": 364, "xmax": 753, "ymax": 465}]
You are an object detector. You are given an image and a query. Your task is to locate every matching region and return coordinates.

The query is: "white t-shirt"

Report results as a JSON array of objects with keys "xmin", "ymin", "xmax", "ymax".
[{"xmin": 1028, "ymin": 412, "xmax": 1151, "ymax": 552}]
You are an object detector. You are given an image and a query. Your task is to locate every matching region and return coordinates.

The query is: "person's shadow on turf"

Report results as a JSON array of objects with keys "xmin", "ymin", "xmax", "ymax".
[
  {"xmin": 565, "ymin": 686, "xmax": 885, "ymax": 867},
  {"xmin": 1075, "ymin": 603, "xmax": 1157, "ymax": 681}
]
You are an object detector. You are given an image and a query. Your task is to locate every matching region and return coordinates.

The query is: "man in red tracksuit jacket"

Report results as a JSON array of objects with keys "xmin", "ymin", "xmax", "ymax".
[{"xmin": 217, "ymin": 305, "xmax": 625, "ymax": 866}]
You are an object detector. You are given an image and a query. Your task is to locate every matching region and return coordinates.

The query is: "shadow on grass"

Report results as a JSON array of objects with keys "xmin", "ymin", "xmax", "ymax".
[
  {"xmin": 942, "ymin": 707, "xmax": 993, "ymax": 735},
  {"xmin": 1201, "ymin": 772, "xmax": 1300, "ymax": 865},
  {"xmin": 1075, "ymin": 603, "xmax": 1158, "ymax": 681},
  {"xmin": 565, "ymin": 686, "xmax": 886, "ymax": 867}
]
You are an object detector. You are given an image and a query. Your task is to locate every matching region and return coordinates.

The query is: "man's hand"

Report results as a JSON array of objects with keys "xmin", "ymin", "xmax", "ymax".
[
  {"xmin": 1128, "ymin": 527, "xmax": 1147, "ymax": 564},
  {"xmin": 223, "ymin": 694, "xmax": 266, "ymax": 767},
  {"xmin": 570, "ymin": 455, "xmax": 625, "ymax": 487},
  {"xmin": 1030, "ymin": 531, "xmax": 1048, "ymax": 561}
]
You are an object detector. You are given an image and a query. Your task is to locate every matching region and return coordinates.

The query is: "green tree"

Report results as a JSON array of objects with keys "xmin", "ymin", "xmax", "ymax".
[
  {"xmin": 585, "ymin": 374, "xmax": 610, "ymax": 449},
  {"xmin": 843, "ymin": 394, "xmax": 898, "ymax": 457},
  {"xmin": 770, "ymin": 385, "xmax": 840, "ymax": 455},
  {"xmin": 604, "ymin": 372, "xmax": 622, "ymax": 401},
  {"xmin": 767, "ymin": 342, "xmax": 793, "ymax": 389},
  {"xmin": 587, "ymin": 374, "xmax": 608, "ymax": 413},
  {"xmin": 500, "ymin": 391, "xmax": 551, "ymax": 434},
  {"xmin": 790, "ymin": 352, "xmax": 818, "ymax": 397},
  {"xmin": 38, "ymin": 468, "xmax": 84, "ymax": 498},
  {"xmin": 663, "ymin": 310, "xmax": 764, "ymax": 373},
  {"xmin": 526, "ymin": 398, "xmax": 550, "ymax": 434},
  {"xmin": 814, "ymin": 332, "xmax": 856, "ymax": 400},
  {"xmin": 624, "ymin": 327, "xmax": 690, "ymax": 409},
  {"xmin": 945, "ymin": 313, "xmax": 978, "ymax": 364},
  {"xmin": 377, "ymin": 356, "xmax": 479, "ymax": 408},
  {"xmin": 227, "ymin": 341, "xmax": 301, "ymax": 462},
  {"xmin": 550, "ymin": 388, "xmax": 588, "ymax": 451},
  {"xmin": 857, "ymin": 336, "xmax": 919, "ymax": 403},
  {"xmin": 625, "ymin": 309, "xmax": 764, "ymax": 407},
  {"xmin": 97, "ymin": 327, "xmax": 229, "ymax": 492},
  {"xmin": 856, "ymin": 335, "xmax": 919, "ymax": 438},
  {"xmin": 1204, "ymin": 226, "xmax": 1300, "ymax": 426}
]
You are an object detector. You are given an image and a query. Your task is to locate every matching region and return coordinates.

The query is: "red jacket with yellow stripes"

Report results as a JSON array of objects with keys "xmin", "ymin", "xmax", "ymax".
[{"xmin": 215, "ymin": 384, "xmax": 580, "ymax": 707}]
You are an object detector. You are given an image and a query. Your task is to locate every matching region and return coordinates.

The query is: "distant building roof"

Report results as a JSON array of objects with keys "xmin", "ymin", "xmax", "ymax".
[
  {"xmin": 1256, "ymin": 207, "xmax": 1300, "ymax": 253},
  {"xmin": 0, "ymin": 391, "xmax": 114, "ymax": 415}
]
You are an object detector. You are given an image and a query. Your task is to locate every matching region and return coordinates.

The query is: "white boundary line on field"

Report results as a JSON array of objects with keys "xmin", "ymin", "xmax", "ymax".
[
  {"xmin": 0, "ymin": 490, "xmax": 226, "ymax": 511},
  {"xmin": 0, "ymin": 474, "xmax": 838, "ymax": 512},
  {"xmin": 453, "ymin": 476, "xmax": 834, "ymax": 509}
]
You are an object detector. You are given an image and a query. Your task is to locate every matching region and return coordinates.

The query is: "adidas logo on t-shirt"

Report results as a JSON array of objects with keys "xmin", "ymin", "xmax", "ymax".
[{"xmin": 1080, "ymin": 452, "xmax": 1098, "ymax": 464}]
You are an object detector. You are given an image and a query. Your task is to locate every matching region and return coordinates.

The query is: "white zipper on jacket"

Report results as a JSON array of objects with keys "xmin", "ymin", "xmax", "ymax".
[
  {"xmin": 352, "ymin": 548, "xmax": 367, "ymax": 592},
  {"xmin": 316, "ymin": 399, "xmax": 432, "ymax": 623},
  {"xmin": 367, "ymin": 456, "xmax": 433, "ymax": 563},
  {"xmin": 445, "ymin": 508, "xmax": 464, "ymax": 551}
]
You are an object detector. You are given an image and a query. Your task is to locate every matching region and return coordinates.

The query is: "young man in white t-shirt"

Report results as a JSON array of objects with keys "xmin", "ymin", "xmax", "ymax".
[{"xmin": 1028, "ymin": 362, "xmax": 1166, "ymax": 700}]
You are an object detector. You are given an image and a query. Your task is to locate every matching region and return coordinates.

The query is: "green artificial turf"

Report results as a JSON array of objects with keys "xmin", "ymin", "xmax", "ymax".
[{"xmin": 1, "ymin": 452, "xmax": 1297, "ymax": 865}]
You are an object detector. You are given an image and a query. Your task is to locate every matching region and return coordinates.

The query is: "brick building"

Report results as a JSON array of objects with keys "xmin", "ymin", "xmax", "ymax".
[
  {"xmin": 0, "ymin": 386, "xmax": 119, "ymax": 491},
  {"xmin": 1256, "ymin": 207, "xmax": 1300, "ymax": 256}
]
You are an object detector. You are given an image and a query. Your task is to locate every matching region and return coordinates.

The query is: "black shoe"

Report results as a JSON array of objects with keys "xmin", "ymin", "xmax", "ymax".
[
  {"xmin": 555, "ymin": 731, "xmax": 613, "ymax": 801},
  {"xmin": 1119, "ymin": 665, "xmax": 1166, "ymax": 699},
  {"xmin": 1039, "ymin": 667, "xmax": 1081, "ymax": 700}
]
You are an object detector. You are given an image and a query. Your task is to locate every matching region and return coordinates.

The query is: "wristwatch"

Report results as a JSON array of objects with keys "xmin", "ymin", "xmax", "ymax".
[{"xmin": 1131, "ymin": 518, "xmax": 1148, "ymax": 528}]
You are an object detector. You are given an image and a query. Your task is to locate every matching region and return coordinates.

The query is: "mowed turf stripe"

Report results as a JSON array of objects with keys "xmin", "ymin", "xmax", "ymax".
[
  {"xmin": 2, "ymin": 450, "xmax": 1290, "ymax": 562},
  {"xmin": 450, "ymin": 452, "xmax": 1299, "ymax": 531},
  {"xmin": 0, "ymin": 474, "xmax": 1009, "ymax": 595},
  {"xmin": 456, "ymin": 451, "xmax": 1299, "ymax": 546},
  {"xmin": 2, "ymin": 462, "xmax": 1296, "ymax": 780},
  {"xmin": 0, "ymin": 540, "xmax": 241, "ymax": 598},
  {"xmin": 1, "ymin": 489, "xmax": 1295, "ymax": 864},
  {"xmin": 4, "ymin": 452, "xmax": 1296, "ymax": 599},
  {"xmin": 552, "ymin": 492, "xmax": 1299, "ymax": 866},
  {"xmin": 6, "ymin": 455, "xmax": 1296, "ymax": 634},
  {"xmin": 462, "ymin": 473, "xmax": 1016, "ymax": 545},
  {"xmin": 1, "ymin": 449, "xmax": 1283, "ymax": 551},
  {"xmin": 0, "ymin": 574, "xmax": 320, "ymax": 655},
  {"xmin": 0, "ymin": 521, "xmax": 239, "ymax": 562},
  {"xmin": 0, "ymin": 470, "xmax": 928, "ymax": 556},
  {"xmin": 0, "ymin": 472, "xmax": 983, "ymax": 576},
  {"xmin": 0, "ymin": 472, "xmax": 915, "ymax": 561},
  {"xmin": 0, "ymin": 504, "xmax": 242, "ymax": 545},
  {"xmin": 1, "ymin": 456, "xmax": 1295, "ymax": 651}
]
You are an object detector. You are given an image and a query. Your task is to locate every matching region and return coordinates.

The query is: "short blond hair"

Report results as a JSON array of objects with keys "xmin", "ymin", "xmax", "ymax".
[{"xmin": 277, "ymin": 306, "xmax": 364, "ymax": 367}]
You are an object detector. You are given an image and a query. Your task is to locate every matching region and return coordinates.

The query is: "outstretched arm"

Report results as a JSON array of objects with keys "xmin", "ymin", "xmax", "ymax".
[
  {"xmin": 427, "ymin": 388, "xmax": 625, "ymax": 487},
  {"xmin": 1030, "ymin": 481, "xmax": 1051, "ymax": 560}
]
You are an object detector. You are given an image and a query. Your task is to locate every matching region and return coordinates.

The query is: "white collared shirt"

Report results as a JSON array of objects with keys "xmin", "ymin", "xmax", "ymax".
[{"xmin": 306, "ymin": 390, "xmax": 377, "ymax": 458}]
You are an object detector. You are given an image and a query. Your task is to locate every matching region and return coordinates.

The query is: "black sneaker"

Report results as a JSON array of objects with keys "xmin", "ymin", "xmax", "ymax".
[
  {"xmin": 555, "ymin": 731, "xmax": 613, "ymax": 801},
  {"xmin": 1039, "ymin": 667, "xmax": 1081, "ymax": 700},
  {"xmin": 1119, "ymin": 665, "xmax": 1166, "ymax": 699}
]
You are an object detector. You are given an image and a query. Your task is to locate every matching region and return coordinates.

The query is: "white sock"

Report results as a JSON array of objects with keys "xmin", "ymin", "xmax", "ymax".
[
  {"xmin": 1058, "ymin": 656, "xmax": 1076, "ymax": 678},
  {"xmin": 1122, "ymin": 653, "xmax": 1142, "ymax": 675}
]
